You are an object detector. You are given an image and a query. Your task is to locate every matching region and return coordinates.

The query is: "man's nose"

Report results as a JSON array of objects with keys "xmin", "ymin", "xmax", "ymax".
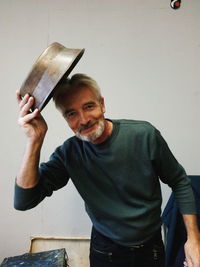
[{"xmin": 79, "ymin": 111, "xmax": 89, "ymax": 125}]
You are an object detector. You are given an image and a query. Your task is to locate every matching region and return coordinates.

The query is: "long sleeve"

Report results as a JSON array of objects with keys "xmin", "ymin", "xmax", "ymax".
[
  {"xmin": 152, "ymin": 129, "xmax": 196, "ymax": 214},
  {"xmin": 14, "ymin": 145, "xmax": 70, "ymax": 211}
]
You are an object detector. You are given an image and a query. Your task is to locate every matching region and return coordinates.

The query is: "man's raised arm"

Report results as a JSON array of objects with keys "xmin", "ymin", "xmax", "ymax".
[{"xmin": 16, "ymin": 91, "xmax": 47, "ymax": 189}]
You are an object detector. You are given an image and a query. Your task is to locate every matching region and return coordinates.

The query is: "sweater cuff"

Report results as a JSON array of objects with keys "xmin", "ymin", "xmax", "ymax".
[
  {"xmin": 178, "ymin": 201, "xmax": 197, "ymax": 214},
  {"xmin": 14, "ymin": 182, "xmax": 40, "ymax": 211}
]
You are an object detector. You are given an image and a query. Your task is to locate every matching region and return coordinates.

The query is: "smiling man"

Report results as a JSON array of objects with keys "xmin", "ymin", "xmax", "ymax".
[
  {"xmin": 54, "ymin": 81, "xmax": 112, "ymax": 144},
  {"xmin": 15, "ymin": 74, "xmax": 200, "ymax": 267}
]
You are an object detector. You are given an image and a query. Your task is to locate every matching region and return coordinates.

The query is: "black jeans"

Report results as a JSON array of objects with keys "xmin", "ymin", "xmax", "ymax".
[{"xmin": 90, "ymin": 227, "xmax": 165, "ymax": 267}]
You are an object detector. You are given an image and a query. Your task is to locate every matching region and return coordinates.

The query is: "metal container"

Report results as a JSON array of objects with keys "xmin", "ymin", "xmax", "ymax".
[{"xmin": 20, "ymin": 42, "xmax": 85, "ymax": 111}]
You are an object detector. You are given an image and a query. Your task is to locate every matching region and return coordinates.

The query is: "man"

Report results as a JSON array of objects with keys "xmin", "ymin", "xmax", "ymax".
[{"xmin": 15, "ymin": 74, "xmax": 200, "ymax": 267}]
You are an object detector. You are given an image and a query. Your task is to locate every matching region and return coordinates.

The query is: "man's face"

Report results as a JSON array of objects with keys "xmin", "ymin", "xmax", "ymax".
[{"xmin": 58, "ymin": 86, "xmax": 106, "ymax": 142}]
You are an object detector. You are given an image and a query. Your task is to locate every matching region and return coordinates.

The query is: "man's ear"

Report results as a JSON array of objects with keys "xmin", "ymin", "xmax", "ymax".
[{"xmin": 100, "ymin": 97, "xmax": 106, "ymax": 113}]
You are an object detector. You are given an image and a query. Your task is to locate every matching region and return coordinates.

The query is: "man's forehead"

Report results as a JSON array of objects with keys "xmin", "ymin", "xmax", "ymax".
[
  {"xmin": 59, "ymin": 88, "xmax": 100, "ymax": 113},
  {"xmin": 65, "ymin": 85, "xmax": 95, "ymax": 96},
  {"xmin": 63, "ymin": 86, "xmax": 99, "ymax": 102}
]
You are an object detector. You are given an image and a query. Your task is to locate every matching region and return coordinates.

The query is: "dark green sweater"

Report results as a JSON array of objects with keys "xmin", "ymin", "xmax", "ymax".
[{"xmin": 14, "ymin": 119, "xmax": 196, "ymax": 246}]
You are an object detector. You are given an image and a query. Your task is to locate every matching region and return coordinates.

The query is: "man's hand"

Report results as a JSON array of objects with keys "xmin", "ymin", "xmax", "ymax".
[
  {"xmin": 184, "ymin": 237, "xmax": 200, "ymax": 267},
  {"xmin": 16, "ymin": 91, "xmax": 48, "ymax": 143},
  {"xmin": 183, "ymin": 214, "xmax": 200, "ymax": 267}
]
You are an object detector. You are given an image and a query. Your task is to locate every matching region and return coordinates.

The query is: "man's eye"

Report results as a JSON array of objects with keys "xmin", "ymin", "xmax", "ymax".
[
  {"xmin": 85, "ymin": 104, "xmax": 95, "ymax": 109},
  {"xmin": 66, "ymin": 111, "xmax": 76, "ymax": 119}
]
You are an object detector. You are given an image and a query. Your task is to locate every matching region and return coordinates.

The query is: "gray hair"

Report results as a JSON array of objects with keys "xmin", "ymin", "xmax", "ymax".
[{"xmin": 53, "ymin": 73, "xmax": 102, "ymax": 108}]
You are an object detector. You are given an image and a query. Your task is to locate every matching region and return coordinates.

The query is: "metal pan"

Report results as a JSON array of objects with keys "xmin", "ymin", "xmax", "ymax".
[{"xmin": 20, "ymin": 42, "xmax": 85, "ymax": 111}]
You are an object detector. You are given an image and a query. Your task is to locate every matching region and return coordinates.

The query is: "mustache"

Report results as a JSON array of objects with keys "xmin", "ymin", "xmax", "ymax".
[{"xmin": 78, "ymin": 121, "xmax": 96, "ymax": 132}]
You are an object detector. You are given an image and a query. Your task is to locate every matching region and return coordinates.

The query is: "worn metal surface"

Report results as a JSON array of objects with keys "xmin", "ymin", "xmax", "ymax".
[
  {"xmin": 0, "ymin": 248, "xmax": 67, "ymax": 267},
  {"xmin": 20, "ymin": 42, "xmax": 84, "ymax": 111},
  {"xmin": 30, "ymin": 236, "xmax": 90, "ymax": 267}
]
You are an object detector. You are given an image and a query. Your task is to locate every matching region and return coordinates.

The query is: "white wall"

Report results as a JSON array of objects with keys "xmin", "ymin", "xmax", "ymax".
[{"xmin": 0, "ymin": 0, "xmax": 200, "ymax": 262}]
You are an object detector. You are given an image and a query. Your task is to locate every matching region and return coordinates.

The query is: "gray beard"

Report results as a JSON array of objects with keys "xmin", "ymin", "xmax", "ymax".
[{"xmin": 76, "ymin": 120, "xmax": 105, "ymax": 142}]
